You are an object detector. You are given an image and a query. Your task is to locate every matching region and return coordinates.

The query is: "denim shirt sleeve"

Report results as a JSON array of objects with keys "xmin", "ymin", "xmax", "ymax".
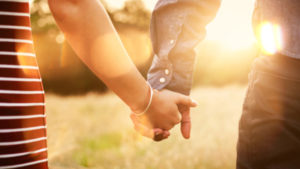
[{"xmin": 147, "ymin": 0, "xmax": 221, "ymax": 95}]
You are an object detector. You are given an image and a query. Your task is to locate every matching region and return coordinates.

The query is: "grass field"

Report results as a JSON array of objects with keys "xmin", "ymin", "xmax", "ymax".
[{"xmin": 46, "ymin": 86, "xmax": 247, "ymax": 169}]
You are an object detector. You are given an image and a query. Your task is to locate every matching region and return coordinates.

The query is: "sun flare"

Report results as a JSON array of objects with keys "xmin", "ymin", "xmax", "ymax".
[
  {"xmin": 258, "ymin": 22, "xmax": 283, "ymax": 55},
  {"xmin": 206, "ymin": 0, "xmax": 256, "ymax": 50}
]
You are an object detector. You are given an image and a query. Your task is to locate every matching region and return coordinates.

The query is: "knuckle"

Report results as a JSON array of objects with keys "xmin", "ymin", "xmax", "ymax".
[
  {"xmin": 172, "ymin": 117, "xmax": 181, "ymax": 125},
  {"xmin": 175, "ymin": 114, "xmax": 182, "ymax": 124}
]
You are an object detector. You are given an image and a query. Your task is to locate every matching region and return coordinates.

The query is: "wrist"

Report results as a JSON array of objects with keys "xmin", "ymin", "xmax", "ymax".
[
  {"xmin": 131, "ymin": 82, "xmax": 154, "ymax": 115},
  {"xmin": 130, "ymin": 82, "xmax": 151, "ymax": 113}
]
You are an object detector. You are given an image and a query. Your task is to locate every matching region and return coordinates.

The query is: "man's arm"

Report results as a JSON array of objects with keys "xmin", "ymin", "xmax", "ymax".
[
  {"xmin": 145, "ymin": 0, "xmax": 221, "ymax": 139},
  {"xmin": 48, "ymin": 0, "xmax": 197, "ymax": 139},
  {"xmin": 148, "ymin": 0, "xmax": 222, "ymax": 95}
]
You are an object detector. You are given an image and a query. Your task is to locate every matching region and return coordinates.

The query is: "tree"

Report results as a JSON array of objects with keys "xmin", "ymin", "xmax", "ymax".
[
  {"xmin": 30, "ymin": 0, "xmax": 151, "ymax": 32},
  {"xmin": 109, "ymin": 0, "xmax": 151, "ymax": 29}
]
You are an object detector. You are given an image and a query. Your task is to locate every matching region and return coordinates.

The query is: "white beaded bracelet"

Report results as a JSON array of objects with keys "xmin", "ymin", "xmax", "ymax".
[{"xmin": 133, "ymin": 82, "xmax": 154, "ymax": 117}]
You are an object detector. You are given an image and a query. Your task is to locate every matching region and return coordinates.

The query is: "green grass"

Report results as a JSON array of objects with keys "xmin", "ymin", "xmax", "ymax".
[
  {"xmin": 46, "ymin": 86, "xmax": 247, "ymax": 169},
  {"xmin": 74, "ymin": 132, "xmax": 123, "ymax": 167}
]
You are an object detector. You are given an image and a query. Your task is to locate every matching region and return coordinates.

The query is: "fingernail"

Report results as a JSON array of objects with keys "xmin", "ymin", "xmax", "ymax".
[
  {"xmin": 154, "ymin": 130, "xmax": 161, "ymax": 136},
  {"xmin": 191, "ymin": 99, "xmax": 199, "ymax": 106}
]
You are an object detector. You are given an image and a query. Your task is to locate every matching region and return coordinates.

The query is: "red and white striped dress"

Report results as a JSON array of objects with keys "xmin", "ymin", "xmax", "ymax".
[{"xmin": 0, "ymin": 0, "xmax": 48, "ymax": 168}]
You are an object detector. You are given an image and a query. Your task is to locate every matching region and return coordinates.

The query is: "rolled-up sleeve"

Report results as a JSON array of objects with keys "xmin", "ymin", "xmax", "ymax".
[{"xmin": 147, "ymin": 0, "xmax": 221, "ymax": 95}]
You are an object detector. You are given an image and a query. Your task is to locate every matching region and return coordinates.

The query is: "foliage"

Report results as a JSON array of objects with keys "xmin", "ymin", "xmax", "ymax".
[
  {"xmin": 30, "ymin": 0, "xmax": 151, "ymax": 32},
  {"xmin": 30, "ymin": 0, "xmax": 152, "ymax": 95},
  {"xmin": 30, "ymin": 0, "xmax": 56, "ymax": 32},
  {"xmin": 30, "ymin": 0, "xmax": 257, "ymax": 95},
  {"xmin": 110, "ymin": 0, "xmax": 151, "ymax": 29}
]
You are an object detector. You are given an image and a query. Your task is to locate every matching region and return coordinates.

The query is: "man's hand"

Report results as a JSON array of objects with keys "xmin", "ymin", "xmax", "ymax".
[
  {"xmin": 178, "ymin": 105, "xmax": 191, "ymax": 139},
  {"xmin": 130, "ymin": 89, "xmax": 197, "ymax": 141}
]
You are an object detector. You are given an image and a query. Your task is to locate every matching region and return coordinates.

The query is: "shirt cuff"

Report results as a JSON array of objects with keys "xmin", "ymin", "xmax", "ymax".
[
  {"xmin": 147, "ymin": 55, "xmax": 194, "ymax": 95},
  {"xmin": 147, "ymin": 55, "xmax": 173, "ymax": 91}
]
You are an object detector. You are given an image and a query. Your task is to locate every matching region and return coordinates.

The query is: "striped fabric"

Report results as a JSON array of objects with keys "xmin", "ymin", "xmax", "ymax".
[{"xmin": 0, "ymin": 0, "xmax": 48, "ymax": 169}]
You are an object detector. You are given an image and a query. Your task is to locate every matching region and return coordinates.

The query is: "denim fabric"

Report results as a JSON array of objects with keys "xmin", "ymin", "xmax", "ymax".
[
  {"xmin": 148, "ymin": 0, "xmax": 300, "ymax": 95},
  {"xmin": 237, "ymin": 54, "xmax": 300, "ymax": 169},
  {"xmin": 253, "ymin": 0, "xmax": 300, "ymax": 59},
  {"xmin": 147, "ymin": 0, "xmax": 221, "ymax": 95}
]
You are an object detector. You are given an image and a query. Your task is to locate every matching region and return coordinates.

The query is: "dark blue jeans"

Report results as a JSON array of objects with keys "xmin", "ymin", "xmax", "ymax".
[{"xmin": 237, "ymin": 54, "xmax": 300, "ymax": 169}]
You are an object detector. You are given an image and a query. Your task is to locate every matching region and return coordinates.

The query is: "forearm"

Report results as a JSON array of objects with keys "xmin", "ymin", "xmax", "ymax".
[{"xmin": 48, "ymin": 0, "xmax": 149, "ymax": 111}]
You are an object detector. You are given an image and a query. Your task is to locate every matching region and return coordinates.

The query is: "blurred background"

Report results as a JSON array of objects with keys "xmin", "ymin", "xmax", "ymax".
[
  {"xmin": 30, "ymin": 0, "xmax": 258, "ymax": 95},
  {"xmin": 28, "ymin": 0, "xmax": 259, "ymax": 169}
]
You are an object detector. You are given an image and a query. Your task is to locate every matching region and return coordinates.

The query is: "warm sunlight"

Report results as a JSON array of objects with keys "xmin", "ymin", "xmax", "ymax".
[
  {"xmin": 206, "ymin": 0, "xmax": 256, "ymax": 50},
  {"xmin": 105, "ymin": 0, "xmax": 257, "ymax": 51},
  {"xmin": 258, "ymin": 22, "xmax": 283, "ymax": 55},
  {"xmin": 104, "ymin": 0, "xmax": 156, "ymax": 10},
  {"xmin": 12, "ymin": 1, "xmax": 298, "ymax": 168}
]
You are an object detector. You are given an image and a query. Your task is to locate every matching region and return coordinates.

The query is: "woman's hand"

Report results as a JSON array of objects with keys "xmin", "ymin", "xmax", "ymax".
[
  {"xmin": 131, "ymin": 89, "xmax": 197, "ymax": 141},
  {"xmin": 48, "ymin": 0, "xmax": 197, "ymax": 141}
]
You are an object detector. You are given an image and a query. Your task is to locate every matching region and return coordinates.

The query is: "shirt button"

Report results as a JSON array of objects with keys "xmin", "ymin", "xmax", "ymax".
[
  {"xmin": 159, "ymin": 77, "xmax": 166, "ymax": 83},
  {"xmin": 164, "ymin": 69, "xmax": 170, "ymax": 75}
]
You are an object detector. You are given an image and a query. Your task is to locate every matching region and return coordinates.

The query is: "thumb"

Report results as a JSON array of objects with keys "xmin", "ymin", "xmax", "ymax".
[
  {"xmin": 179, "ymin": 106, "xmax": 191, "ymax": 139},
  {"xmin": 175, "ymin": 93, "xmax": 198, "ymax": 108}
]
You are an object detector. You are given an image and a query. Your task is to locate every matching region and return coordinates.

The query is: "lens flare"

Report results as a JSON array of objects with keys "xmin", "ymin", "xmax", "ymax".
[{"xmin": 259, "ymin": 22, "xmax": 283, "ymax": 55}]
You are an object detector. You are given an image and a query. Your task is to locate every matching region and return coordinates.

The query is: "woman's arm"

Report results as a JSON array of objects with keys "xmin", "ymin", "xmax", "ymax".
[
  {"xmin": 48, "ymin": 0, "xmax": 148, "ymax": 111},
  {"xmin": 47, "ymin": 0, "xmax": 197, "ymax": 134}
]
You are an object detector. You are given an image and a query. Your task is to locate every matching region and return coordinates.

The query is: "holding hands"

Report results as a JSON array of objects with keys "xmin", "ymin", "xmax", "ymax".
[
  {"xmin": 49, "ymin": 0, "xmax": 197, "ymax": 143},
  {"xmin": 130, "ymin": 85, "xmax": 198, "ymax": 141}
]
